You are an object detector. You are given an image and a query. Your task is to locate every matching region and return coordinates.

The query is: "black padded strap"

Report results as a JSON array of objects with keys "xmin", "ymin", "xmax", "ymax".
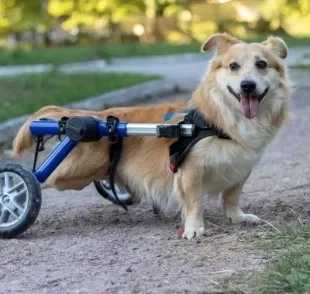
[
  {"xmin": 168, "ymin": 109, "xmax": 230, "ymax": 173},
  {"xmin": 182, "ymin": 109, "xmax": 211, "ymax": 129},
  {"xmin": 106, "ymin": 116, "xmax": 128, "ymax": 211},
  {"xmin": 169, "ymin": 129, "xmax": 217, "ymax": 173}
]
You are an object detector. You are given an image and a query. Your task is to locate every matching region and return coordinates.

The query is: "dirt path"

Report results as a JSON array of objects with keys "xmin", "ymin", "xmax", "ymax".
[{"xmin": 1, "ymin": 88, "xmax": 310, "ymax": 294}]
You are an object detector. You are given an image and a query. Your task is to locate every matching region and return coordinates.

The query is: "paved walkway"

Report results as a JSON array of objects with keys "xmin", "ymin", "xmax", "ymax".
[
  {"xmin": 0, "ymin": 46, "xmax": 308, "ymax": 91},
  {"xmin": 104, "ymin": 46, "xmax": 310, "ymax": 90}
]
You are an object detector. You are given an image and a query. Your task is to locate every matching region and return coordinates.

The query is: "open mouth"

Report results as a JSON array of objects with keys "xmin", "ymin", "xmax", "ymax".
[{"xmin": 227, "ymin": 86, "xmax": 269, "ymax": 119}]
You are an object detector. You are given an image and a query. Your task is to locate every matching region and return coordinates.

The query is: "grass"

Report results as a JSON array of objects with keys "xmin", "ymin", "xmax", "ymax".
[
  {"xmin": 245, "ymin": 34, "xmax": 310, "ymax": 47},
  {"xmin": 303, "ymin": 53, "xmax": 310, "ymax": 58},
  {"xmin": 0, "ymin": 71, "xmax": 160, "ymax": 122},
  {"xmin": 221, "ymin": 224, "xmax": 310, "ymax": 294},
  {"xmin": 251, "ymin": 224, "xmax": 310, "ymax": 294},
  {"xmin": 290, "ymin": 51, "xmax": 310, "ymax": 69},
  {"xmin": 0, "ymin": 35, "xmax": 309, "ymax": 66},
  {"xmin": 290, "ymin": 63, "xmax": 310, "ymax": 69},
  {"xmin": 0, "ymin": 42, "xmax": 201, "ymax": 66}
]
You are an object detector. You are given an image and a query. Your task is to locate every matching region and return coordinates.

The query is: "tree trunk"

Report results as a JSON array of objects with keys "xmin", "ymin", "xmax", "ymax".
[{"xmin": 145, "ymin": 0, "xmax": 157, "ymax": 41}]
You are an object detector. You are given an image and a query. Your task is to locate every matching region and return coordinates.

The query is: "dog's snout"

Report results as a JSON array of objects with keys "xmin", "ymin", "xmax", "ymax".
[{"xmin": 241, "ymin": 80, "xmax": 256, "ymax": 94}]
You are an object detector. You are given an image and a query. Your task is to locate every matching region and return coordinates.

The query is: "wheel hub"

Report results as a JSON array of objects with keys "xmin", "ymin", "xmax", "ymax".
[
  {"xmin": 0, "ymin": 164, "xmax": 43, "ymax": 239},
  {"xmin": 0, "ymin": 171, "xmax": 28, "ymax": 228},
  {"xmin": 2, "ymin": 195, "xmax": 10, "ymax": 204}
]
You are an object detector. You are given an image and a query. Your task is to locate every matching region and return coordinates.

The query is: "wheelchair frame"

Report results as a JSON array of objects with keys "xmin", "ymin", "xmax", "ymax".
[{"xmin": 0, "ymin": 116, "xmax": 195, "ymax": 238}]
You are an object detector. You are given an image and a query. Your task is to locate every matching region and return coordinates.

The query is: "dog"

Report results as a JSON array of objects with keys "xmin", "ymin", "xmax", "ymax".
[{"xmin": 12, "ymin": 33, "xmax": 292, "ymax": 239}]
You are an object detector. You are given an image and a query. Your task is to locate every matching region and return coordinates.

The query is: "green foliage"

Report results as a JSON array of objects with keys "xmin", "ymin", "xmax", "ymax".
[
  {"xmin": 48, "ymin": 0, "xmax": 145, "ymax": 29},
  {"xmin": 260, "ymin": 0, "xmax": 310, "ymax": 35},
  {"xmin": 0, "ymin": 0, "xmax": 44, "ymax": 33},
  {"xmin": 0, "ymin": 42, "xmax": 201, "ymax": 65},
  {"xmin": 0, "ymin": 0, "xmax": 146, "ymax": 35},
  {"xmin": 0, "ymin": 35, "xmax": 308, "ymax": 67},
  {"xmin": 0, "ymin": 0, "xmax": 310, "ymax": 50},
  {"xmin": 0, "ymin": 71, "xmax": 160, "ymax": 121},
  {"xmin": 249, "ymin": 225, "xmax": 310, "ymax": 294}
]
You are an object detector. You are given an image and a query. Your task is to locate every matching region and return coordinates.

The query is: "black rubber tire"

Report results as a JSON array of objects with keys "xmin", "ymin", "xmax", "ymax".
[
  {"xmin": 94, "ymin": 180, "xmax": 161, "ymax": 214},
  {"xmin": 153, "ymin": 203, "xmax": 160, "ymax": 215},
  {"xmin": 0, "ymin": 163, "xmax": 42, "ymax": 239},
  {"xmin": 93, "ymin": 180, "xmax": 133, "ymax": 206}
]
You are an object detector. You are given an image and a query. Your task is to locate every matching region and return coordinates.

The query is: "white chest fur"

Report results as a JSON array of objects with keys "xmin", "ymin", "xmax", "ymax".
[
  {"xmin": 201, "ymin": 147, "xmax": 263, "ymax": 196},
  {"xmin": 194, "ymin": 123, "xmax": 274, "ymax": 196}
]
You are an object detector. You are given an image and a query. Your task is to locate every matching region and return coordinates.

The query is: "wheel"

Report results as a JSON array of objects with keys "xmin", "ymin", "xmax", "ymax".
[
  {"xmin": 0, "ymin": 163, "xmax": 42, "ymax": 239},
  {"xmin": 153, "ymin": 203, "xmax": 160, "ymax": 215},
  {"xmin": 94, "ymin": 179, "xmax": 134, "ymax": 206},
  {"xmin": 94, "ymin": 178, "xmax": 161, "ymax": 214}
]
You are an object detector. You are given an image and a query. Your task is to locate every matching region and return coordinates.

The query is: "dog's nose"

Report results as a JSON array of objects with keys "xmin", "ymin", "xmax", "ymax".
[{"xmin": 241, "ymin": 80, "xmax": 256, "ymax": 94}]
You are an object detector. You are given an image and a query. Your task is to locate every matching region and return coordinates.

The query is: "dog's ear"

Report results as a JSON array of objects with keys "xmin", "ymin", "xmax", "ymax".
[
  {"xmin": 201, "ymin": 33, "xmax": 241, "ymax": 55},
  {"xmin": 261, "ymin": 36, "xmax": 288, "ymax": 59}
]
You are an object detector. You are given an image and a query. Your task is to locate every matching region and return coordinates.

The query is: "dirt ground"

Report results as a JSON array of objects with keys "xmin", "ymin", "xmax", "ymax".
[{"xmin": 1, "ymin": 87, "xmax": 310, "ymax": 294}]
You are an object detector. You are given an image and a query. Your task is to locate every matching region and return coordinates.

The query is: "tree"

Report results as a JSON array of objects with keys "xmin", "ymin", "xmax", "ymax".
[
  {"xmin": 0, "ymin": 0, "xmax": 44, "ymax": 34},
  {"xmin": 260, "ymin": 0, "xmax": 310, "ymax": 34}
]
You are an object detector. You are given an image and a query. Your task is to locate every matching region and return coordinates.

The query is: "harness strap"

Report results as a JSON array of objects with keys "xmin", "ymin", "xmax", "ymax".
[
  {"xmin": 169, "ymin": 109, "xmax": 230, "ymax": 173},
  {"xmin": 169, "ymin": 128, "xmax": 217, "ymax": 173},
  {"xmin": 106, "ymin": 116, "xmax": 128, "ymax": 211}
]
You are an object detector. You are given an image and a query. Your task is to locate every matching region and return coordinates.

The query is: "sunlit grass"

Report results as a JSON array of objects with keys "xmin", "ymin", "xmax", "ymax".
[
  {"xmin": 0, "ymin": 35, "xmax": 309, "ymax": 66},
  {"xmin": 220, "ymin": 224, "xmax": 310, "ymax": 294},
  {"xmin": 0, "ymin": 71, "xmax": 160, "ymax": 122},
  {"xmin": 250, "ymin": 225, "xmax": 310, "ymax": 294}
]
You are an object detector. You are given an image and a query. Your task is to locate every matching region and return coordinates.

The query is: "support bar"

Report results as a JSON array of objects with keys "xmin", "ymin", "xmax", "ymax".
[
  {"xmin": 126, "ymin": 123, "xmax": 195, "ymax": 137},
  {"xmin": 34, "ymin": 137, "xmax": 77, "ymax": 183},
  {"xmin": 30, "ymin": 120, "xmax": 59, "ymax": 136},
  {"xmin": 30, "ymin": 118, "xmax": 196, "ymax": 184},
  {"xmin": 30, "ymin": 119, "xmax": 196, "ymax": 138}
]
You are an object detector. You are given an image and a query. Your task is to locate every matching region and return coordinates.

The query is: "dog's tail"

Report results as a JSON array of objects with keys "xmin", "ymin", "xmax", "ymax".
[{"xmin": 12, "ymin": 106, "xmax": 72, "ymax": 157}]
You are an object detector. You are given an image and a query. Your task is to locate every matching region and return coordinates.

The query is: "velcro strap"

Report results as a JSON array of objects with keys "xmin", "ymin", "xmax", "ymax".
[
  {"xmin": 106, "ymin": 116, "xmax": 128, "ymax": 211},
  {"xmin": 169, "ymin": 129, "xmax": 217, "ymax": 173}
]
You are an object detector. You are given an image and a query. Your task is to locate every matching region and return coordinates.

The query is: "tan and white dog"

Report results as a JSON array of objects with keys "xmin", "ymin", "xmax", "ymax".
[{"xmin": 12, "ymin": 33, "xmax": 292, "ymax": 239}]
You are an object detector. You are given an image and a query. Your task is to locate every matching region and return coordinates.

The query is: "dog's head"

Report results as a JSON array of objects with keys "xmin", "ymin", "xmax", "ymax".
[{"xmin": 201, "ymin": 33, "xmax": 289, "ymax": 119}]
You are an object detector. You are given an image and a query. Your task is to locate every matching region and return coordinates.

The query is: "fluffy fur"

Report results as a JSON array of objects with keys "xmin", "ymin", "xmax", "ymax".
[{"xmin": 12, "ymin": 33, "xmax": 293, "ymax": 239}]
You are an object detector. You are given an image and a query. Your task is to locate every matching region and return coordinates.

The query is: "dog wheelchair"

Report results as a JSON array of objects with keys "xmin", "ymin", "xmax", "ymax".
[{"xmin": 0, "ymin": 112, "xmax": 198, "ymax": 238}]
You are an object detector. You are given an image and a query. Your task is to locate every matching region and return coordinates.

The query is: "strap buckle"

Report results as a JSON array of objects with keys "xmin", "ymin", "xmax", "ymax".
[
  {"xmin": 156, "ymin": 125, "xmax": 181, "ymax": 138},
  {"xmin": 106, "ymin": 116, "xmax": 119, "ymax": 144}
]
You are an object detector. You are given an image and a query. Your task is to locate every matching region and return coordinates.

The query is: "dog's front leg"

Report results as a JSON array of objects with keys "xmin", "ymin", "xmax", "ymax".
[
  {"xmin": 222, "ymin": 174, "xmax": 260, "ymax": 225},
  {"xmin": 177, "ymin": 168, "xmax": 205, "ymax": 240}
]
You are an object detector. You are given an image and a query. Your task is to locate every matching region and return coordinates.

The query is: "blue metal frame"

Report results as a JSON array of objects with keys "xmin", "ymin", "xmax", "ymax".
[
  {"xmin": 29, "ymin": 119, "xmax": 128, "ymax": 137},
  {"xmin": 34, "ymin": 137, "xmax": 77, "ymax": 183},
  {"xmin": 30, "ymin": 119, "xmax": 128, "ymax": 183},
  {"xmin": 29, "ymin": 110, "xmax": 188, "ymax": 184}
]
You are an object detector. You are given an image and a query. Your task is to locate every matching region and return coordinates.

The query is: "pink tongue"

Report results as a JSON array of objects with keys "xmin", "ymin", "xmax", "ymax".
[{"xmin": 240, "ymin": 95, "xmax": 259, "ymax": 119}]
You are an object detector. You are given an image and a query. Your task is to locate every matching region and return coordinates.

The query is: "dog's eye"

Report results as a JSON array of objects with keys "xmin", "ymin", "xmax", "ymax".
[
  {"xmin": 256, "ymin": 60, "xmax": 267, "ymax": 69},
  {"xmin": 229, "ymin": 62, "xmax": 240, "ymax": 71}
]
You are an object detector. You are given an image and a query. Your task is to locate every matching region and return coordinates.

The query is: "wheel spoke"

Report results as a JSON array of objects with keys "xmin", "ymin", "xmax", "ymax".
[
  {"xmin": 4, "ymin": 172, "xmax": 13, "ymax": 188},
  {"xmin": 7, "ymin": 181, "xmax": 25, "ymax": 194},
  {"xmin": 5, "ymin": 206, "xmax": 20, "ymax": 220},
  {"xmin": 12, "ymin": 187, "xmax": 27, "ymax": 201},
  {"xmin": 6, "ymin": 188, "xmax": 27, "ymax": 214},
  {"xmin": 0, "ymin": 178, "xmax": 3, "ymax": 195},
  {"xmin": 0, "ymin": 208, "xmax": 10, "ymax": 224},
  {"xmin": 11, "ymin": 198, "xmax": 25, "ymax": 213}
]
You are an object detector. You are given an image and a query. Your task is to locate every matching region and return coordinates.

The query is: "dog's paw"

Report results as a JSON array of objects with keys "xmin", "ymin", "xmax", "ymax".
[
  {"xmin": 182, "ymin": 225, "xmax": 205, "ymax": 240},
  {"xmin": 229, "ymin": 213, "xmax": 260, "ymax": 225}
]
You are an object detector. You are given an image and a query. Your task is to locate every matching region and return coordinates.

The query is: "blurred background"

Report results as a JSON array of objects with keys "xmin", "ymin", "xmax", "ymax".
[
  {"xmin": 0, "ymin": 0, "xmax": 309, "ymax": 134},
  {"xmin": 0, "ymin": 0, "xmax": 309, "ymax": 65}
]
